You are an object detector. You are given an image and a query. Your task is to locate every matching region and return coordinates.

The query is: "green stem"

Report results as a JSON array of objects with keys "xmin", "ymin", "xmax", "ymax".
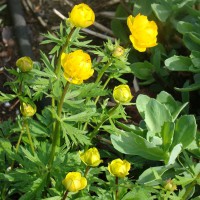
[
  {"xmin": 55, "ymin": 27, "xmax": 76, "ymax": 76},
  {"xmin": 48, "ymin": 81, "xmax": 70, "ymax": 167},
  {"xmin": 62, "ymin": 190, "xmax": 68, "ymax": 200},
  {"xmin": 95, "ymin": 60, "xmax": 112, "ymax": 84},
  {"xmin": 115, "ymin": 177, "xmax": 119, "ymax": 200},
  {"xmin": 24, "ymin": 118, "xmax": 35, "ymax": 154},
  {"xmin": 84, "ymin": 166, "xmax": 90, "ymax": 177},
  {"xmin": 89, "ymin": 103, "xmax": 120, "ymax": 141},
  {"xmin": 94, "ymin": 76, "xmax": 111, "ymax": 104},
  {"xmin": 11, "ymin": 126, "xmax": 24, "ymax": 169}
]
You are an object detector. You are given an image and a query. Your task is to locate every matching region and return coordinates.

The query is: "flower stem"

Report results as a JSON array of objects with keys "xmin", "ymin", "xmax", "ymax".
[
  {"xmin": 11, "ymin": 126, "xmax": 24, "ymax": 169},
  {"xmin": 48, "ymin": 81, "xmax": 70, "ymax": 168},
  {"xmin": 52, "ymin": 27, "xmax": 76, "ymax": 138},
  {"xmin": 94, "ymin": 76, "xmax": 111, "ymax": 104},
  {"xmin": 24, "ymin": 118, "xmax": 35, "ymax": 154},
  {"xmin": 95, "ymin": 60, "xmax": 112, "ymax": 84},
  {"xmin": 115, "ymin": 177, "xmax": 119, "ymax": 200},
  {"xmin": 62, "ymin": 190, "xmax": 68, "ymax": 200},
  {"xmin": 55, "ymin": 27, "xmax": 76, "ymax": 76},
  {"xmin": 84, "ymin": 166, "xmax": 90, "ymax": 177}
]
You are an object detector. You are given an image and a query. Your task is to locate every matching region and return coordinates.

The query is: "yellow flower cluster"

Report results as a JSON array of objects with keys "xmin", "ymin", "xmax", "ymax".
[
  {"xmin": 69, "ymin": 3, "xmax": 95, "ymax": 28},
  {"xmin": 113, "ymin": 84, "xmax": 133, "ymax": 104},
  {"xmin": 62, "ymin": 148, "xmax": 131, "ymax": 193},
  {"xmin": 61, "ymin": 50, "xmax": 94, "ymax": 84},
  {"xmin": 127, "ymin": 13, "xmax": 158, "ymax": 52}
]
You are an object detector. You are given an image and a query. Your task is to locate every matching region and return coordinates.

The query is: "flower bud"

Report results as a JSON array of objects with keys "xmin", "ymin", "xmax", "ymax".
[
  {"xmin": 69, "ymin": 3, "xmax": 95, "ymax": 28},
  {"xmin": 108, "ymin": 158, "xmax": 131, "ymax": 178},
  {"xmin": 112, "ymin": 46, "xmax": 125, "ymax": 58},
  {"xmin": 20, "ymin": 102, "xmax": 36, "ymax": 117},
  {"xmin": 80, "ymin": 147, "xmax": 103, "ymax": 167},
  {"xmin": 164, "ymin": 179, "xmax": 177, "ymax": 192},
  {"xmin": 113, "ymin": 84, "xmax": 133, "ymax": 104},
  {"xmin": 16, "ymin": 56, "xmax": 33, "ymax": 72},
  {"xmin": 127, "ymin": 13, "xmax": 158, "ymax": 52},
  {"xmin": 61, "ymin": 50, "xmax": 94, "ymax": 84},
  {"xmin": 62, "ymin": 172, "xmax": 87, "ymax": 192}
]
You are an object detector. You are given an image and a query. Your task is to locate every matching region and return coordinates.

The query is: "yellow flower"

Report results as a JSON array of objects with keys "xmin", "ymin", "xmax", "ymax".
[
  {"xmin": 113, "ymin": 84, "xmax": 133, "ymax": 104},
  {"xmin": 20, "ymin": 102, "xmax": 36, "ymax": 117},
  {"xmin": 61, "ymin": 50, "xmax": 94, "ymax": 84},
  {"xmin": 16, "ymin": 56, "xmax": 33, "ymax": 72},
  {"xmin": 62, "ymin": 172, "xmax": 87, "ymax": 192},
  {"xmin": 108, "ymin": 158, "xmax": 131, "ymax": 178},
  {"xmin": 80, "ymin": 147, "xmax": 103, "ymax": 167},
  {"xmin": 69, "ymin": 3, "xmax": 95, "ymax": 28},
  {"xmin": 127, "ymin": 14, "xmax": 158, "ymax": 52}
]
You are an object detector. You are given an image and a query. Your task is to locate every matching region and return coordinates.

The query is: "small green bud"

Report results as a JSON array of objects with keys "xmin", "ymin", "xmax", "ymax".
[
  {"xmin": 164, "ymin": 179, "xmax": 177, "ymax": 192},
  {"xmin": 16, "ymin": 56, "xmax": 33, "ymax": 72},
  {"xmin": 112, "ymin": 46, "xmax": 125, "ymax": 58}
]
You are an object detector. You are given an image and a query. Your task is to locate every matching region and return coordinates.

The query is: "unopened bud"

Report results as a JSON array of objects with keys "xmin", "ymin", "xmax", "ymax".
[
  {"xmin": 112, "ymin": 46, "xmax": 125, "ymax": 58},
  {"xmin": 16, "ymin": 56, "xmax": 33, "ymax": 72}
]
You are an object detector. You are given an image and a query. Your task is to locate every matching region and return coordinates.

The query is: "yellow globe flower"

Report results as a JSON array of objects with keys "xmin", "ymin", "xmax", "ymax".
[
  {"xmin": 113, "ymin": 84, "xmax": 133, "ymax": 104},
  {"xmin": 127, "ymin": 14, "xmax": 158, "ymax": 52},
  {"xmin": 108, "ymin": 158, "xmax": 131, "ymax": 178},
  {"xmin": 69, "ymin": 3, "xmax": 95, "ymax": 28},
  {"xmin": 16, "ymin": 56, "xmax": 33, "ymax": 72},
  {"xmin": 20, "ymin": 102, "xmax": 36, "ymax": 117},
  {"xmin": 79, "ymin": 147, "xmax": 103, "ymax": 167},
  {"xmin": 62, "ymin": 172, "xmax": 87, "ymax": 192},
  {"xmin": 61, "ymin": 50, "xmax": 94, "ymax": 84}
]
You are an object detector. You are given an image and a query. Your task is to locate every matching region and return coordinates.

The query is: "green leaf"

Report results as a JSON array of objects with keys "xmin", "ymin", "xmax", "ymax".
[
  {"xmin": 171, "ymin": 115, "xmax": 197, "ymax": 149},
  {"xmin": 121, "ymin": 185, "xmax": 155, "ymax": 200},
  {"xmin": 177, "ymin": 21, "xmax": 200, "ymax": 34},
  {"xmin": 0, "ymin": 92, "xmax": 16, "ymax": 102},
  {"xmin": 165, "ymin": 56, "xmax": 193, "ymax": 72},
  {"xmin": 160, "ymin": 122, "xmax": 175, "ymax": 152},
  {"xmin": 167, "ymin": 143, "xmax": 182, "ymax": 165},
  {"xmin": 183, "ymin": 32, "xmax": 200, "ymax": 52},
  {"xmin": 145, "ymin": 99, "xmax": 172, "ymax": 134},
  {"xmin": 151, "ymin": 3, "xmax": 172, "ymax": 22},
  {"xmin": 111, "ymin": 5, "xmax": 129, "ymax": 43},
  {"xmin": 133, "ymin": 0, "xmax": 152, "ymax": 16},
  {"xmin": 156, "ymin": 91, "xmax": 188, "ymax": 120},
  {"xmin": 19, "ymin": 174, "xmax": 47, "ymax": 200},
  {"xmin": 136, "ymin": 94, "xmax": 151, "ymax": 119},
  {"xmin": 175, "ymin": 82, "xmax": 200, "ymax": 92},
  {"xmin": 111, "ymin": 131, "xmax": 167, "ymax": 161},
  {"xmin": 138, "ymin": 165, "xmax": 173, "ymax": 185},
  {"xmin": 130, "ymin": 61, "xmax": 155, "ymax": 80},
  {"xmin": 63, "ymin": 109, "xmax": 96, "ymax": 122}
]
